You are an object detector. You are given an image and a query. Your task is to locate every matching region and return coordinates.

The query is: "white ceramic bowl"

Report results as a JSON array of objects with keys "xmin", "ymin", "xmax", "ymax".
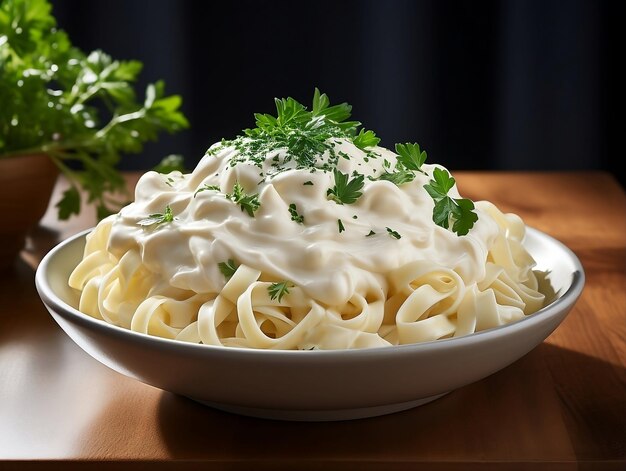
[{"xmin": 35, "ymin": 227, "xmax": 584, "ymax": 421}]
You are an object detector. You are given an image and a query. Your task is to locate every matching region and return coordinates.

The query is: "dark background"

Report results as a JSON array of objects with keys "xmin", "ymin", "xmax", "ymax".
[{"xmin": 52, "ymin": 0, "xmax": 624, "ymax": 188}]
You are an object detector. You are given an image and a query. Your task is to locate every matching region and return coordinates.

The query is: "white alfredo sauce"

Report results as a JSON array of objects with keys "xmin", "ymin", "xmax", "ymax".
[{"xmin": 106, "ymin": 139, "xmax": 500, "ymax": 307}]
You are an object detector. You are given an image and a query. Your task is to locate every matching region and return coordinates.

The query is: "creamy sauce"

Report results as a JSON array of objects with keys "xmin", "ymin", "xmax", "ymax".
[{"xmin": 108, "ymin": 139, "xmax": 499, "ymax": 306}]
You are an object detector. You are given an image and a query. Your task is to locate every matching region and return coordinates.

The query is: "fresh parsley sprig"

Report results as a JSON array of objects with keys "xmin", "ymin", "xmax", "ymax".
[
  {"xmin": 352, "ymin": 129, "xmax": 380, "ymax": 150},
  {"xmin": 137, "ymin": 205, "xmax": 175, "ymax": 227},
  {"xmin": 327, "ymin": 168, "xmax": 364, "ymax": 204},
  {"xmin": 218, "ymin": 259, "xmax": 239, "ymax": 280},
  {"xmin": 375, "ymin": 142, "xmax": 427, "ymax": 185},
  {"xmin": 311, "ymin": 88, "xmax": 359, "ymax": 132},
  {"xmin": 395, "ymin": 143, "xmax": 427, "ymax": 173},
  {"xmin": 377, "ymin": 169, "xmax": 415, "ymax": 185},
  {"xmin": 268, "ymin": 281, "xmax": 293, "ymax": 302},
  {"xmin": 232, "ymin": 88, "xmax": 378, "ymax": 174},
  {"xmin": 227, "ymin": 182, "xmax": 260, "ymax": 216},
  {"xmin": 424, "ymin": 168, "xmax": 478, "ymax": 236},
  {"xmin": 194, "ymin": 184, "xmax": 221, "ymax": 197}
]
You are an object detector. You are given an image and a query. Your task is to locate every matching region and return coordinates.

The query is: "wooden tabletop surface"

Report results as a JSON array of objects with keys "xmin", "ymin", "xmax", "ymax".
[{"xmin": 1, "ymin": 171, "xmax": 624, "ymax": 470}]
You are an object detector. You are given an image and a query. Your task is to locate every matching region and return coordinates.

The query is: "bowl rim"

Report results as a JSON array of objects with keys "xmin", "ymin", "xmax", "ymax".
[{"xmin": 35, "ymin": 226, "xmax": 585, "ymax": 359}]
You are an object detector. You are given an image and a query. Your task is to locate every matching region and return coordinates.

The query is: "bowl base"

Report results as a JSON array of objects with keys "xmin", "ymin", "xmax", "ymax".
[{"xmin": 188, "ymin": 392, "xmax": 449, "ymax": 421}]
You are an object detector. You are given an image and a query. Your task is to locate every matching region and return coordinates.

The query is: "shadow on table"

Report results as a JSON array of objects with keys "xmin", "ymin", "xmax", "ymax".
[{"xmin": 155, "ymin": 343, "xmax": 626, "ymax": 464}]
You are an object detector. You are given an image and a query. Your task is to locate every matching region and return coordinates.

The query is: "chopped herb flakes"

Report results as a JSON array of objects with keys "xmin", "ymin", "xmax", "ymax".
[
  {"xmin": 386, "ymin": 227, "xmax": 402, "ymax": 239},
  {"xmin": 338, "ymin": 219, "xmax": 345, "ymax": 233},
  {"xmin": 288, "ymin": 203, "xmax": 304, "ymax": 224}
]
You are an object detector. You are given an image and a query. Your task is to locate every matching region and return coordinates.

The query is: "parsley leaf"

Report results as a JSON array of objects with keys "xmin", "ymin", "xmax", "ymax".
[
  {"xmin": 452, "ymin": 198, "xmax": 478, "ymax": 236},
  {"xmin": 424, "ymin": 166, "xmax": 456, "ymax": 196},
  {"xmin": 395, "ymin": 143, "xmax": 427, "ymax": 173},
  {"xmin": 268, "ymin": 281, "xmax": 293, "ymax": 302},
  {"xmin": 353, "ymin": 129, "xmax": 380, "ymax": 150},
  {"xmin": 311, "ymin": 88, "xmax": 355, "ymax": 130},
  {"xmin": 218, "ymin": 259, "xmax": 239, "ymax": 280},
  {"xmin": 424, "ymin": 167, "xmax": 478, "ymax": 236},
  {"xmin": 275, "ymin": 97, "xmax": 309, "ymax": 127},
  {"xmin": 303, "ymin": 181, "xmax": 314, "ymax": 186},
  {"xmin": 327, "ymin": 168, "xmax": 364, "ymax": 204},
  {"xmin": 194, "ymin": 184, "xmax": 221, "ymax": 197},
  {"xmin": 288, "ymin": 203, "xmax": 304, "ymax": 224},
  {"xmin": 138, "ymin": 205, "xmax": 174, "ymax": 227},
  {"xmin": 377, "ymin": 169, "xmax": 416, "ymax": 185},
  {"xmin": 366, "ymin": 230, "xmax": 376, "ymax": 237},
  {"xmin": 227, "ymin": 182, "xmax": 260, "ymax": 216}
]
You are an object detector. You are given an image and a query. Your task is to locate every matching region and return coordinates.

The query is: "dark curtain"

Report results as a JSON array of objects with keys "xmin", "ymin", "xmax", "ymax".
[{"xmin": 52, "ymin": 0, "xmax": 624, "ymax": 187}]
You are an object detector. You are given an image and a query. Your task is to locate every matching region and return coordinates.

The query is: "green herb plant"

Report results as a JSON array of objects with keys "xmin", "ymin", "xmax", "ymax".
[{"xmin": 0, "ymin": 0, "xmax": 188, "ymax": 220}]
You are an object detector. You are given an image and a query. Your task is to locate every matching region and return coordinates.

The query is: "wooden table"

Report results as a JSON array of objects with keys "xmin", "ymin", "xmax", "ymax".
[{"xmin": 1, "ymin": 171, "xmax": 624, "ymax": 470}]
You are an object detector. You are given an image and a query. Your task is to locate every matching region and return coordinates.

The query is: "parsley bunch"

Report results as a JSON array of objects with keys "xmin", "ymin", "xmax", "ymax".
[
  {"xmin": 227, "ymin": 88, "xmax": 379, "ymax": 172},
  {"xmin": 0, "ymin": 0, "xmax": 188, "ymax": 220},
  {"xmin": 222, "ymin": 89, "xmax": 477, "ymax": 236}
]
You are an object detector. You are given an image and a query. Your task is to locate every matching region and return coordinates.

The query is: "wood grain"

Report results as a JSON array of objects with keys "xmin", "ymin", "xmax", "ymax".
[{"xmin": 1, "ymin": 171, "xmax": 624, "ymax": 470}]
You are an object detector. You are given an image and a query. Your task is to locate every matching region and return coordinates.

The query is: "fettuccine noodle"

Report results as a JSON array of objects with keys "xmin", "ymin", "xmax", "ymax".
[{"xmin": 69, "ymin": 138, "xmax": 545, "ymax": 349}]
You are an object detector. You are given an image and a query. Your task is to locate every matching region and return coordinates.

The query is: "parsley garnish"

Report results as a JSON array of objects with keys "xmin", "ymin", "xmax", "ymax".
[
  {"xmin": 353, "ymin": 129, "xmax": 380, "ymax": 150},
  {"xmin": 424, "ymin": 168, "xmax": 478, "ymax": 236},
  {"xmin": 395, "ymin": 143, "xmax": 427, "ymax": 173},
  {"xmin": 338, "ymin": 219, "xmax": 345, "ymax": 233},
  {"xmin": 374, "ymin": 143, "xmax": 426, "ymax": 185},
  {"xmin": 227, "ymin": 182, "xmax": 260, "ymax": 216},
  {"xmin": 327, "ymin": 168, "xmax": 364, "ymax": 204},
  {"xmin": 218, "ymin": 259, "xmax": 239, "ymax": 280},
  {"xmin": 138, "ymin": 205, "xmax": 175, "ymax": 227},
  {"xmin": 153, "ymin": 88, "xmax": 479, "ymax": 239},
  {"xmin": 268, "ymin": 281, "xmax": 293, "ymax": 302},
  {"xmin": 386, "ymin": 227, "xmax": 402, "ymax": 239},
  {"xmin": 194, "ymin": 184, "xmax": 221, "ymax": 197},
  {"xmin": 377, "ymin": 169, "xmax": 415, "ymax": 185},
  {"xmin": 288, "ymin": 203, "xmax": 304, "ymax": 224},
  {"xmin": 232, "ymin": 88, "xmax": 360, "ymax": 173}
]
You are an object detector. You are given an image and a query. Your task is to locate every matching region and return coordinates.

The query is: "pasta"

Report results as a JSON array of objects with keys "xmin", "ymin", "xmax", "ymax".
[{"xmin": 68, "ymin": 137, "xmax": 546, "ymax": 350}]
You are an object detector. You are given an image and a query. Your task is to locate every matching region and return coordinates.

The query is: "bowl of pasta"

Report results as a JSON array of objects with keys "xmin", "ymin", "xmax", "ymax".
[{"xmin": 35, "ymin": 90, "xmax": 585, "ymax": 421}]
